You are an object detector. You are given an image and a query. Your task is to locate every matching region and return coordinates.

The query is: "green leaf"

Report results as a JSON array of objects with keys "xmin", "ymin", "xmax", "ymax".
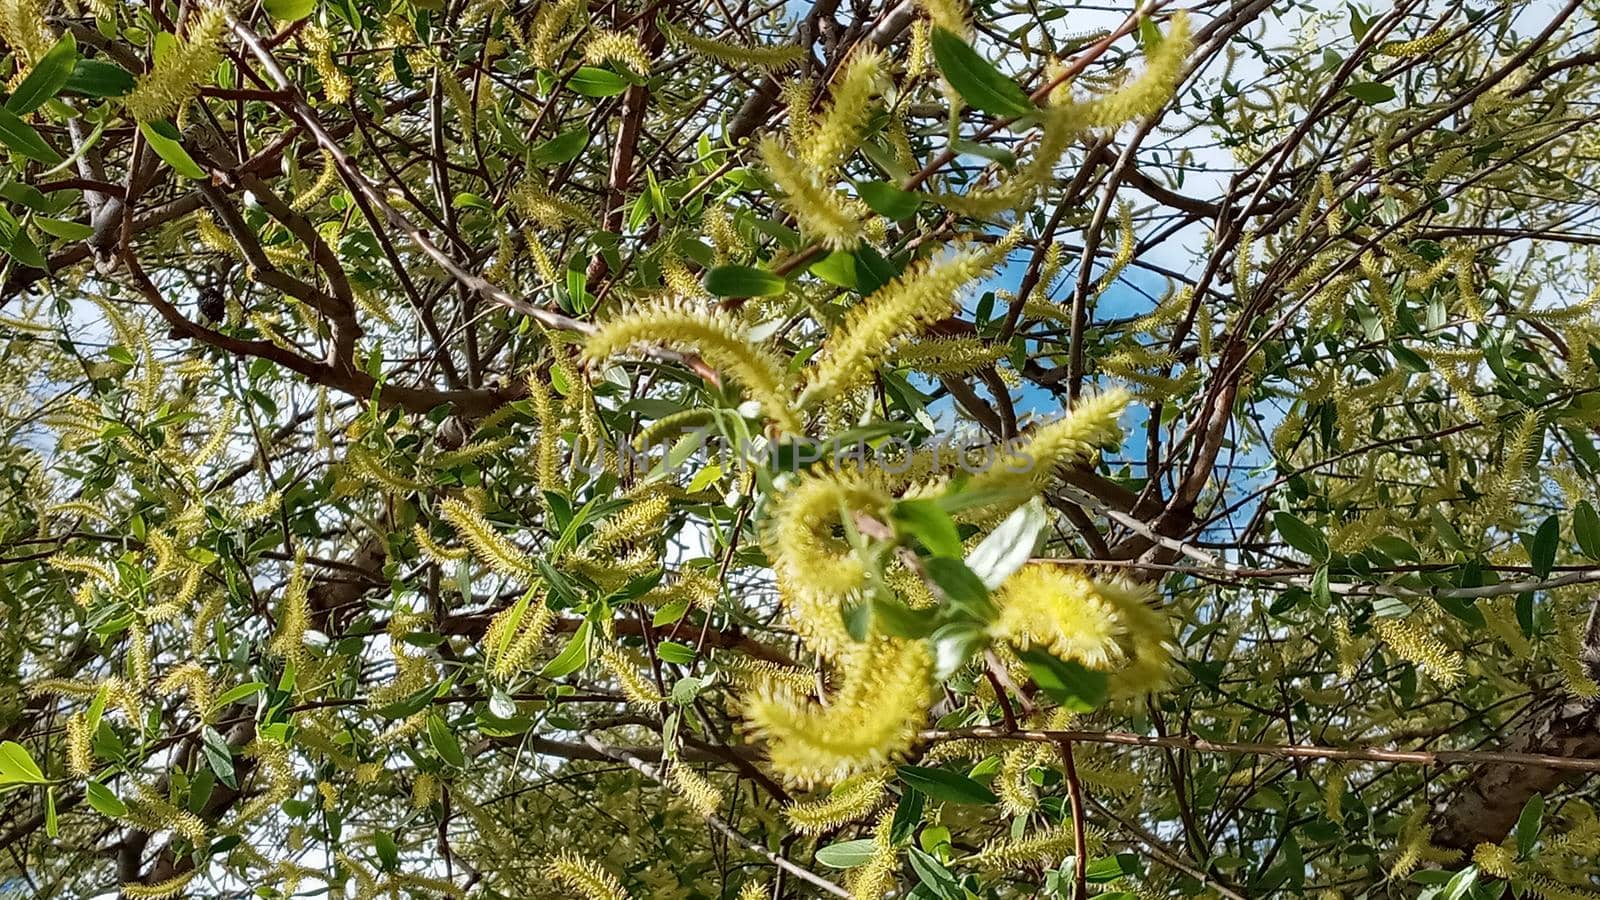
[
  {"xmin": 907, "ymin": 846, "xmax": 964, "ymax": 899},
  {"xmin": 0, "ymin": 225, "xmax": 46, "ymax": 268},
  {"xmin": 892, "ymin": 498, "xmax": 963, "ymax": 557},
  {"xmin": 0, "ymin": 741, "xmax": 45, "ymax": 783},
  {"xmin": 1515, "ymin": 793, "xmax": 1544, "ymax": 858},
  {"xmin": 1440, "ymin": 866, "xmax": 1478, "ymax": 900},
  {"xmin": 897, "ymin": 764, "xmax": 999, "ymax": 805},
  {"xmin": 1574, "ymin": 501, "xmax": 1600, "ymax": 560},
  {"xmin": 201, "ymin": 726, "xmax": 236, "ymax": 789},
  {"xmin": 264, "ymin": 0, "xmax": 316, "ymax": 20},
  {"xmin": 374, "ymin": 831, "xmax": 401, "ymax": 870},
  {"xmin": 541, "ymin": 619, "xmax": 592, "ymax": 677},
  {"xmin": 924, "ymin": 557, "xmax": 994, "ymax": 620},
  {"xmin": 1274, "ymin": 511, "xmax": 1328, "ymax": 561},
  {"xmin": 966, "ymin": 497, "xmax": 1047, "ymax": 589},
  {"xmin": 0, "ymin": 106, "xmax": 61, "ymax": 163},
  {"xmin": 34, "ymin": 216, "xmax": 94, "ymax": 241},
  {"xmin": 372, "ymin": 679, "xmax": 445, "ymax": 719},
  {"xmin": 816, "ymin": 838, "xmax": 877, "ymax": 868},
  {"xmin": 569, "ymin": 67, "xmax": 629, "ymax": 97},
  {"xmin": 856, "ymin": 180, "xmax": 921, "ymax": 220},
  {"xmin": 62, "ymin": 59, "xmax": 136, "ymax": 98},
  {"xmin": 210, "ymin": 681, "xmax": 266, "ymax": 711},
  {"xmin": 1086, "ymin": 853, "xmax": 1142, "ymax": 883},
  {"xmin": 809, "ymin": 248, "xmax": 895, "ymax": 295},
  {"xmin": 656, "ymin": 640, "xmax": 694, "ymax": 664},
  {"xmin": 930, "ymin": 27, "xmax": 1035, "ymax": 117},
  {"xmin": 7, "ymin": 33, "xmax": 77, "ymax": 115},
  {"xmin": 45, "ymin": 787, "xmax": 58, "ymax": 837},
  {"xmin": 85, "ymin": 780, "xmax": 126, "ymax": 818},
  {"xmin": 704, "ymin": 264, "xmax": 786, "ymax": 297},
  {"xmin": 1526, "ymin": 514, "xmax": 1559, "ymax": 578},
  {"xmin": 427, "ymin": 713, "xmax": 466, "ymax": 768},
  {"xmin": 138, "ymin": 121, "xmax": 206, "ymax": 179},
  {"xmin": 1344, "ymin": 81, "xmax": 1396, "ymax": 104},
  {"xmin": 652, "ymin": 598, "xmax": 691, "ymax": 627},
  {"xmin": 1018, "ymin": 647, "xmax": 1108, "ymax": 712},
  {"xmin": 531, "ymin": 127, "xmax": 589, "ymax": 165}
]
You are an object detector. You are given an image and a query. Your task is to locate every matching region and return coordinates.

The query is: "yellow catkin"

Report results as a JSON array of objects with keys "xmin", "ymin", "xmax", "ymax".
[
  {"xmin": 583, "ymin": 300, "xmax": 800, "ymax": 432},
  {"xmin": 1373, "ymin": 617, "xmax": 1462, "ymax": 687},
  {"xmin": 268, "ymin": 552, "xmax": 311, "ymax": 663},
  {"xmin": 965, "ymin": 389, "xmax": 1129, "ymax": 501},
  {"xmin": 970, "ymin": 825, "xmax": 1103, "ymax": 871},
  {"xmin": 440, "ymin": 498, "xmax": 538, "ymax": 581},
  {"xmin": 1472, "ymin": 842, "xmax": 1517, "ymax": 877},
  {"xmin": 544, "ymin": 852, "xmax": 630, "ymax": 900},
  {"xmin": 66, "ymin": 712, "xmax": 93, "ymax": 776},
  {"xmin": 600, "ymin": 648, "xmax": 664, "ymax": 707},
  {"xmin": 584, "ymin": 29, "xmax": 651, "ymax": 73},
  {"xmin": 845, "ymin": 807, "xmax": 899, "ymax": 899},
  {"xmin": 783, "ymin": 771, "xmax": 889, "ymax": 833},
  {"xmin": 743, "ymin": 636, "xmax": 932, "ymax": 785},
  {"xmin": 481, "ymin": 594, "xmax": 553, "ymax": 680},
  {"xmin": 1378, "ymin": 29, "xmax": 1451, "ymax": 57},
  {"xmin": 659, "ymin": 20, "xmax": 804, "ymax": 71},
  {"xmin": 803, "ymin": 48, "xmax": 886, "ymax": 173},
  {"xmin": 667, "ymin": 763, "xmax": 723, "ymax": 817},
  {"xmin": 125, "ymin": 3, "xmax": 227, "ymax": 122},
  {"xmin": 801, "ymin": 246, "xmax": 1002, "ymax": 405},
  {"xmin": 991, "ymin": 564, "xmax": 1172, "ymax": 695},
  {"xmin": 916, "ymin": 0, "xmax": 971, "ymax": 39},
  {"xmin": 303, "ymin": 25, "xmax": 351, "ymax": 103},
  {"xmin": 759, "ymin": 136, "xmax": 869, "ymax": 251},
  {"xmin": 586, "ymin": 494, "xmax": 670, "ymax": 555},
  {"xmin": 120, "ymin": 870, "xmax": 199, "ymax": 900}
]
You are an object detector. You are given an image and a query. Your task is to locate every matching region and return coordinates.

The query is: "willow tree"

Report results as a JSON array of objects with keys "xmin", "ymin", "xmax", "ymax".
[{"xmin": 2, "ymin": 0, "xmax": 1600, "ymax": 896}]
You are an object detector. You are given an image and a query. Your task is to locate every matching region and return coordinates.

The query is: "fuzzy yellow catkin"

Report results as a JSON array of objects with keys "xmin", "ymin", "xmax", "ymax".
[
  {"xmin": 1378, "ymin": 29, "xmax": 1451, "ymax": 57},
  {"xmin": 120, "ymin": 870, "xmax": 199, "ymax": 900},
  {"xmin": 584, "ymin": 29, "xmax": 651, "ymax": 73},
  {"xmin": 916, "ymin": 0, "xmax": 971, "ymax": 39},
  {"xmin": 66, "ymin": 712, "xmax": 93, "ymax": 776},
  {"xmin": 440, "ymin": 497, "xmax": 538, "ymax": 581},
  {"xmin": 1074, "ymin": 12, "xmax": 1191, "ymax": 127},
  {"xmin": 965, "ymin": 388, "xmax": 1129, "ymax": 501},
  {"xmin": 743, "ymin": 636, "xmax": 932, "ymax": 785},
  {"xmin": 783, "ymin": 771, "xmax": 889, "ymax": 833},
  {"xmin": 599, "ymin": 648, "xmax": 664, "ymax": 707},
  {"xmin": 667, "ymin": 763, "xmax": 723, "ymax": 817},
  {"xmin": 544, "ymin": 852, "xmax": 630, "ymax": 900},
  {"xmin": 481, "ymin": 594, "xmax": 553, "ymax": 680},
  {"xmin": 659, "ymin": 20, "xmax": 804, "ymax": 71},
  {"xmin": 586, "ymin": 494, "xmax": 669, "ymax": 555},
  {"xmin": 737, "ymin": 883, "xmax": 768, "ymax": 900},
  {"xmin": 759, "ymin": 136, "xmax": 869, "ymax": 251},
  {"xmin": 801, "ymin": 246, "xmax": 1001, "ymax": 405},
  {"xmin": 302, "ymin": 25, "xmax": 351, "ymax": 104},
  {"xmin": 969, "ymin": 825, "xmax": 1103, "ymax": 871},
  {"xmin": 991, "ymin": 564, "xmax": 1172, "ymax": 694},
  {"xmin": 845, "ymin": 807, "xmax": 899, "ymax": 899},
  {"xmin": 582, "ymin": 299, "xmax": 801, "ymax": 432},
  {"xmin": 1373, "ymin": 617, "xmax": 1462, "ymax": 688},
  {"xmin": 1472, "ymin": 842, "xmax": 1517, "ymax": 878},
  {"xmin": 764, "ymin": 468, "xmax": 887, "ymax": 604},
  {"xmin": 0, "ymin": 0, "xmax": 55, "ymax": 76},
  {"xmin": 125, "ymin": 2, "xmax": 227, "ymax": 122},
  {"xmin": 803, "ymin": 48, "xmax": 886, "ymax": 173},
  {"xmin": 892, "ymin": 337, "xmax": 1007, "ymax": 376}
]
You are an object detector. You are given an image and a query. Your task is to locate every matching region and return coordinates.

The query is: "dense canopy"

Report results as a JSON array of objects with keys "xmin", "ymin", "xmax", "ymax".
[{"xmin": 3, "ymin": 0, "xmax": 1600, "ymax": 897}]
